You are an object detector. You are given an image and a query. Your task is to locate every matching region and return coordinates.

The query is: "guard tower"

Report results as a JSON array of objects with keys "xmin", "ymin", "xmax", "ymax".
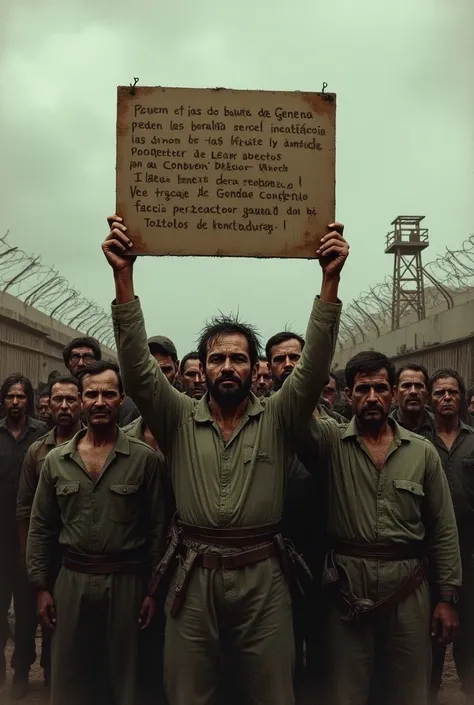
[{"xmin": 385, "ymin": 215, "xmax": 429, "ymax": 330}]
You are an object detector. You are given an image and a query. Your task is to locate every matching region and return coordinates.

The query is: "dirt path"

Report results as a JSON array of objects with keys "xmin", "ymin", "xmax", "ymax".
[{"xmin": 0, "ymin": 641, "xmax": 466, "ymax": 704}]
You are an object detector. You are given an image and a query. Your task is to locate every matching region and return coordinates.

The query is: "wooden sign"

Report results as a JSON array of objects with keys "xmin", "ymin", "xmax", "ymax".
[{"xmin": 116, "ymin": 86, "xmax": 336, "ymax": 258}]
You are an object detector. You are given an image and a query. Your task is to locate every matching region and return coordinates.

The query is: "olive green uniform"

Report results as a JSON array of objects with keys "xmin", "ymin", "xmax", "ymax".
[
  {"xmin": 111, "ymin": 294, "xmax": 341, "ymax": 705},
  {"xmin": 299, "ymin": 416, "xmax": 461, "ymax": 705},
  {"xmin": 26, "ymin": 428, "xmax": 166, "ymax": 705}
]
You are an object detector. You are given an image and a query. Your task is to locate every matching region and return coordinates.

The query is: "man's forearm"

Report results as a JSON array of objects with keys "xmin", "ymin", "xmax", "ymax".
[
  {"xmin": 114, "ymin": 269, "xmax": 135, "ymax": 304},
  {"xmin": 320, "ymin": 274, "xmax": 340, "ymax": 303}
]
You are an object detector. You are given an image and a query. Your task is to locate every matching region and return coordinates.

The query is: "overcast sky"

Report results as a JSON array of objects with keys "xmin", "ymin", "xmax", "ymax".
[{"xmin": 1, "ymin": 0, "xmax": 473, "ymax": 356}]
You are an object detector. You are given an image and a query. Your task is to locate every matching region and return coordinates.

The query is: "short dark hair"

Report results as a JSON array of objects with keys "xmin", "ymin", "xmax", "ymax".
[
  {"xmin": 62, "ymin": 337, "xmax": 101, "ymax": 367},
  {"xmin": 325, "ymin": 371, "xmax": 338, "ymax": 389},
  {"xmin": 395, "ymin": 363, "xmax": 429, "ymax": 387},
  {"xmin": 197, "ymin": 315, "xmax": 261, "ymax": 369},
  {"xmin": 265, "ymin": 331, "xmax": 305, "ymax": 362},
  {"xmin": 76, "ymin": 360, "xmax": 123, "ymax": 395},
  {"xmin": 259, "ymin": 356, "xmax": 268, "ymax": 363},
  {"xmin": 0, "ymin": 374, "xmax": 35, "ymax": 416},
  {"xmin": 467, "ymin": 386, "xmax": 474, "ymax": 402},
  {"xmin": 180, "ymin": 351, "xmax": 200, "ymax": 376},
  {"xmin": 37, "ymin": 384, "xmax": 50, "ymax": 400},
  {"xmin": 345, "ymin": 351, "xmax": 396, "ymax": 391},
  {"xmin": 48, "ymin": 375, "xmax": 79, "ymax": 397},
  {"xmin": 428, "ymin": 368, "xmax": 466, "ymax": 397}
]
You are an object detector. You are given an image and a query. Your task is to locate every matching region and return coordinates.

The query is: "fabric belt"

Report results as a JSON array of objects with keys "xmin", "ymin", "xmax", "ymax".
[
  {"xmin": 192, "ymin": 542, "xmax": 276, "ymax": 570},
  {"xmin": 62, "ymin": 549, "xmax": 147, "ymax": 575},
  {"xmin": 332, "ymin": 540, "xmax": 424, "ymax": 561},
  {"xmin": 178, "ymin": 520, "xmax": 281, "ymax": 547}
]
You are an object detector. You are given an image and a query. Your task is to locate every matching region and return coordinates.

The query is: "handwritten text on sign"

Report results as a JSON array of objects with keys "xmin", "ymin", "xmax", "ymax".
[{"xmin": 116, "ymin": 87, "xmax": 336, "ymax": 258}]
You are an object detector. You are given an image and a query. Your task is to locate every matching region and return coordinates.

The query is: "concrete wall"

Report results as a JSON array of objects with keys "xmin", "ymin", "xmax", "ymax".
[
  {"xmin": 333, "ymin": 296, "xmax": 474, "ymax": 383},
  {"xmin": 0, "ymin": 291, "xmax": 116, "ymax": 387}
]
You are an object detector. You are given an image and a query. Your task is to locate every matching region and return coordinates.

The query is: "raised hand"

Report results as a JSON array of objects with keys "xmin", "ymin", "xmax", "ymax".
[
  {"xmin": 316, "ymin": 222, "xmax": 349, "ymax": 278},
  {"xmin": 102, "ymin": 215, "xmax": 136, "ymax": 272}
]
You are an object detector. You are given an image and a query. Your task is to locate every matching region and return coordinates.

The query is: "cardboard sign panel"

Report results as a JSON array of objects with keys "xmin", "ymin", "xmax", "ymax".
[{"xmin": 116, "ymin": 86, "xmax": 336, "ymax": 258}]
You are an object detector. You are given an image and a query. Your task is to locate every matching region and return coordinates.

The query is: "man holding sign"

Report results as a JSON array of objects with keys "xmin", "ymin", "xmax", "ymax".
[{"xmin": 102, "ymin": 215, "xmax": 348, "ymax": 705}]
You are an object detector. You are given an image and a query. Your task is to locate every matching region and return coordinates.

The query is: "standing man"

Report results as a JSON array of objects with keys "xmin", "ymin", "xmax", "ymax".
[
  {"xmin": 16, "ymin": 375, "xmax": 82, "ymax": 689},
  {"xmin": 102, "ymin": 214, "xmax": 347, "ymax": 705},
  {"xmin": 392, "ymin": 364, "xmax": 435, "ymax": 435},
  {"xmin": 180, "ymin": 352, "xmax": 206, "ymax": 400},
  {"xmin": 62, "ymin": 336, "xmax": 102, "ymax": 375},
  {"xmin": 426, "ymin": 369, "xmax": 474, "ymax": 702},
  {"xmin": 320, "ymin": 372, "xmax": 338, "ymax": 410},
  {"xmin": 26, "ymin": 361, "xmax": 166, "ymax": 705},
  {"xmin": 0, "ymin": 375, "xmax": 47, "ymax": 699},
  {"xmin": 36, "ymin": 386, "xmax": 53, "ymax": 428},
  {"xmin": 251, "ymin": 357, "xmax": 273, "ymax": 398},
  {"xmin": 299, "ymin": 351, "xmax": 461, "ymax": 705}
]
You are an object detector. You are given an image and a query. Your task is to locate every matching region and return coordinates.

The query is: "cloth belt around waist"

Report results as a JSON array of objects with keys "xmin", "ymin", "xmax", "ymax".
[
  {"xmin": 331, "ymin": 540, "xmax": 424, "ymax": 561},
  {"xmin": 178, "ymin": 519, "xmax": 282, "ymax": 548},
  {"xmin": 62, "ymin": 549, "xmax": 148, "ymax": 575}
]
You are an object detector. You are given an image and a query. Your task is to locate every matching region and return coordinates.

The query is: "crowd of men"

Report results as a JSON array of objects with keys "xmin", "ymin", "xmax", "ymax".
[{"xmin": 0, "ymin": 217, "xmax": 472, "ymax": 705}]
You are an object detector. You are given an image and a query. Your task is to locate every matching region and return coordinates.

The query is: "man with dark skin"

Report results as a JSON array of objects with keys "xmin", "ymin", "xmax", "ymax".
[
  {"xmin": 16, "ymin": 376, "xmax": 82, "ymax": 690},
  {"xmin": 321, "ymin": 372, "xmax": 337, "ymax": 410},
  {"xmin": 179, "ymin": 352, "xmax": 206, "ymax": 400},
  {"xmin": 26, "ymin": 361, "xmax": 166, "ymax": 705},
  {"xmin": 426, "ymin": 369, "xmax": 474, "ymax": 702},
  {"xmin": 102, "ymin": 214, "xmax": 347, "ymax": 705},
  {"xmin": 298, "ymin": 351, "xmax": 461, "ymax": 705},
  {"xmin": 251, "ymin": 357, "xmax": 273, "ymax": 398},
  {"xmin": 392, "ymin": 364, "xmax": 435, "ymax": 435},
  {"xmin": 0, "ymin": 375, "xmax": 47, "ymax": 699},
  {"xmin": 36, "ymin": 387, "xmax": 53, "ymax": 428}
]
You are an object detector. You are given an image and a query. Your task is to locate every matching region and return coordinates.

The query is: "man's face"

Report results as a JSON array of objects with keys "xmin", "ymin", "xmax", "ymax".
[
  {"xmin": 181, "ymin": 359, "xmax": 206, "ymax": 399},
  {"xmin": 205, "ymin": 333, "xmax": 255, "ymax": 407},
  {"xmin": 152, "ymin": 352, "xmax": 178, "ymax": 384},
  {"xmin": 68, "ymin": 347, "xmax": 97, "ymax": 374},
  {"xmin": 50, "ymin": 383, "xmax": 81, "ymax": 430},
  {"xmin": 269, "ymin": 339, "xmax": 302, "ymax": 389},
  {"xmin": 321, "ymin": 376, "xmax": 337, "ymax": 408},
  {"xmin": 394, "ymin": 369, "xmax": 427, "ymax": 415},
  {"xmin": 38, "ymin": 397, "xmax": 52, "ymax": 425},
  {"xmin": 430, "ymin": 377, "xmax": 461, "ymax": 420},
  {"xmin": 252, "ymin": 360, "xmax": 273, "ymax": 398},
  {"xmin": 469, "ymin": 395, "xmax": 474, "ymax": 414},
  {"xmin": 80, "ymin": 370, "xmax": 124, "ymax": 428},
  {"xmin": 3, "ymin": 383, "xmax": 28, "ymax": 422},
  {"xmin": 346, "ymin": 369, "xmax": 393, "ymax": 430}
]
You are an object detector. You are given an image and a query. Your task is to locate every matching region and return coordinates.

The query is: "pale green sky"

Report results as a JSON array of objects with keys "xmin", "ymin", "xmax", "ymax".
[{"xmin": 1, "ymin": 0, "xmax": 473, "ymax": 357}]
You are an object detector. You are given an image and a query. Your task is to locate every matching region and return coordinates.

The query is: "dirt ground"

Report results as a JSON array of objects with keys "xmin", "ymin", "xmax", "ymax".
[{"xmin": 0, "ymin": 638, "xmax": 466, "ymax": 704}]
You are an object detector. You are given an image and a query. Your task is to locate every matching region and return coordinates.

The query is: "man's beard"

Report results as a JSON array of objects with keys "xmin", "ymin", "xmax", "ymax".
[{"xmin": 206, "ymin": 373, "xmax": 251, "ymax": 407}]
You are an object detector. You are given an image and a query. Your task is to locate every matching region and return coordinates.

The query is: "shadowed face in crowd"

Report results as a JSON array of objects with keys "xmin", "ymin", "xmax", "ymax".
[
  {"xmin": 4, "ymin": 383, "xmax": 28, "ymax": 423},
  {"xmin": 469, "ymin": 395, "xmax": 474, "ymax": 414},
  {"xmin": 347, "ymin": 368, "xmax": 393, "ymax": 431},
  {"xmin": 269, "ymin": 339, "xmax": 302, "ymax": 390},
  {"xmin": 50, "ymin": 382, "xmax": 81, "ymax": 431},
  {"xmin": 395, "ymin": 369, "xmax": 427, "ymax": 416},
  {"xmin": 321, "ymin": 376, "xmax": 337, "ymax": 408},
  {"xmin": 204, "ymin": 333, "xmax": 256, "ymax": 408},
  {"xmin": 181, "ymin": 359, "xmax": 206, "ymax": 400},
  {"xmin": 38, "ymin": 396, "xmax": 53, "ymax": 425},
  {"xmin": 80, "ymin": 370, "xmax": 124, "ymax": 429},
  {"xmin": 151, "ymin": 351, "xmax": 178, "ymax": 385},
  {"xmin": 430, "ymin": 377, "xmax": 461, "ymax": 420},
  {"xmin": 68, "ymin": 347, "xmax": 97, "ymax": 375},
  {"xmin": 252, "ymin": 360, "xmax": 273, "ymax": 398}
]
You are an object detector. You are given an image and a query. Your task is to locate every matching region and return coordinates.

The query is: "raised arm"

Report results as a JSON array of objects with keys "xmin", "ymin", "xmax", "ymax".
[
  {"xmin": 269, "ymin": 224, "xmax": 348, "ymax": 440},
  {"xmin": 102, "ymin": 216, "xmax": 191, "ymax": 453}
]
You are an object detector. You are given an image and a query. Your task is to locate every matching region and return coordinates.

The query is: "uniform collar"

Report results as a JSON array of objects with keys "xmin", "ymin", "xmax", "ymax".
[
  {"xmin": 60, "ymin": 426, "xmax": 131, "ymax": 457},
  {"xmin": 194, "ymin": 392, "xmax": 264, "ymax": 423},
  {"xmin": 341, "ymin": 415, "xmax": 412, "ymax": 443}
]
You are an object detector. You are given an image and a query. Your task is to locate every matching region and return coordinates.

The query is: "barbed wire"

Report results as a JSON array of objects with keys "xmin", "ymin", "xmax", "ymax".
[
  {"xmin": 0, "ymin": 231, "xmax": 115, "ymax": 348},
  {"xmin": 339, "ymin": 234, "xmax": 474, "ymax": 351}
]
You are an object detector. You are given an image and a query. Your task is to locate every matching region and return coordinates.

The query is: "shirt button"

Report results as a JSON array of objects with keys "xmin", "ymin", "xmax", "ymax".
[{"xmin": 122, "ymin": 488, "xmax": 128, "ymax": 494}]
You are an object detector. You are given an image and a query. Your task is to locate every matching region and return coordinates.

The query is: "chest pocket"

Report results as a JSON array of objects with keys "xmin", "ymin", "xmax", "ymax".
[
  {"xmin": 56, "ymin": 482, "xmax": 81, "ymax": 525},
  {"xmin": 108, "ymin": 484, "xmax": 140, "ymax": 524},
  {"xmin": 243, "ymin": 445, "xmax": 272, "ymax": 465},
  {"xmin": 393, "ymin": 479, "xmax": 424, "ymax": 524}
]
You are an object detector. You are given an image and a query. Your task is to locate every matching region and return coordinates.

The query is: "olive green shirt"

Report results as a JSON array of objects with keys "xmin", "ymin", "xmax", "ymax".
[
  {"xmin": 26, "ymin": 427, "xmax": 166, "ymax": 591},
  {"xmin": 300, "ymin": 416, "xmax": 461, "ymax": 598},
  {"xmin": 112, "ymin": 295, "xmax": 341, "ymax": 528}
]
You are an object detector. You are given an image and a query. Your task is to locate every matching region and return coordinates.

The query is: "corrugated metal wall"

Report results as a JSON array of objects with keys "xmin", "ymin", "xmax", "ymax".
[
  {"xmin": 0, "ymin": 317, "xmax": 66, "ymax": 387},
  {"xmin": 391, "ymin": 337, "xmax": 474, "ymax": 386}
]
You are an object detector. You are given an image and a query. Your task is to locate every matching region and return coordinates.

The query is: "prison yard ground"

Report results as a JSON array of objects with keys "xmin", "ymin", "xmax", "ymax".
[{"xmin": 0, "ymin": 636, "xmax": 466, "ymax": 704}]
